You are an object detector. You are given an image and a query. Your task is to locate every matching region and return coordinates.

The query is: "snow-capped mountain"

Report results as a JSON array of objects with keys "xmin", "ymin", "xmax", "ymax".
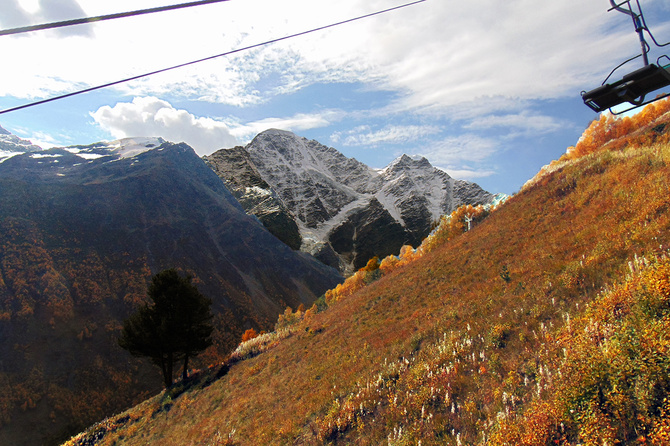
[
  {"xmin": 0, "ymin": 124, "xmax": 42, "ymax": 161},
  {"xmin": 205, "ymin": 129, "xmax": 497, "ymax": 273},
  {"xmin": 0, "ymin": 134, "xmax": 167, "ymax": 166}
]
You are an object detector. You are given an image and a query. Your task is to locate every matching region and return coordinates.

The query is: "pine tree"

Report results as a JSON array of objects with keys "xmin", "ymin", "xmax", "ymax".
[{"xmin": 119, "ymin": 269, "xmax": 214, "ymax": 388}]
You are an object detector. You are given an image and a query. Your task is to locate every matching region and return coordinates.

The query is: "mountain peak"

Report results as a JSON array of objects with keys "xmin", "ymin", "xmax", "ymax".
[
  {"xmin": 384, "ymin": 153, "xmax": 437, "ymax": 174},
  {"xmin": 208, "ymin": 130, "xmax": 495, "ymax": 272},
  {"xmin": 0, "ymin": 127, "xmax": 43, "ymax": 162},
  {"xmin": 251, "ymin": 129, "xmax": 303, "ymax": 147},
  {"xmin": 107, "ymin": 137, "xmax": 167, "ymax": 159},
  {"xmin": 258, "ymin": 128, "xmax": 296, "ymax": 137}
]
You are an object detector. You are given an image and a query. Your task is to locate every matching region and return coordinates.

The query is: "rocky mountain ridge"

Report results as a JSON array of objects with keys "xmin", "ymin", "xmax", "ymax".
[
  {"xmin": 0, "ymin": 124, "xmax": 42, "ymax": 155},
  {"xmin": 205, "ymin": 129, "xmax": 498, "ymax": 273}
]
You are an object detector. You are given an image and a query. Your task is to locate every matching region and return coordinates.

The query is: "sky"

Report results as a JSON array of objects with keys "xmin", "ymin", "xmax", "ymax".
[{"xmin": 1, "ymin": 0, "xmax": 670, "ymax": 194}]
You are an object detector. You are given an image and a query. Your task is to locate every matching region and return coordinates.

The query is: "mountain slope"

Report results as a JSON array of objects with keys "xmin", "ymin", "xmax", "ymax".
[
  {"xmin": 205, "ymin": 129, "xmax": 496, "ymax": 273},
  {"xmin": 67, "ymin": 110, "xmax": 670, "ymax": 444},
  {"xmin": 0, "ymin": 124, "xmax": 41, "ymax": 157},
  {"xmin": 204, "ymin": 145, "xmax": 302, "ymax": 250},
  {"xmin": 0, "ymin": 137, "xmax": 342, "ymax": 446}
]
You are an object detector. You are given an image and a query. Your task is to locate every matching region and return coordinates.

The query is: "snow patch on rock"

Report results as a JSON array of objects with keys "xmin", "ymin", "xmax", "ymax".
[
  {"xmin": 207, "ymin": 129, "xmax": 497, "ymax": 273},
  {"xmin": 0, "ymin": 129, "xmax": 43, "ymax": 162},
  {"xmin": 107, "ymin": 137, "xmax": 166, "ymax": 159}
]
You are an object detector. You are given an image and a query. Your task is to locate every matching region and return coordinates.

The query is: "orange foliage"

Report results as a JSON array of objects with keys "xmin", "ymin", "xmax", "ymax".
[
  {"xmin": 379, "ymin": 254, "xmax": 400, "ymax": 275},
  {"xmin": 650, "ymin": 398, "xmax": 670, "ymax": 444},
  {"xmin": 325, "ymin": 271, "xmax": 366, "ymax": 305},
  {"xmin": 564, "ymin": 97, "xmax": 670, "ymax": 162},
  {"xmin": 241, "ymin": 328, "xmax": 258, "ymax": 343},
  {"xmin": 359, "ymin": 256, "xmax": 380, "ymax": 272},
  {"xmin": 303, "ymin": 304, "xmax": 317, "ymax": 323}
]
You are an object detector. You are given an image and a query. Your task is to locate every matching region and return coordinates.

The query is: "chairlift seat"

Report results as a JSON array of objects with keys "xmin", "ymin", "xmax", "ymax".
[{"xmin": 582, "ymin": 63, "xmax": 670, "ymax": 112}]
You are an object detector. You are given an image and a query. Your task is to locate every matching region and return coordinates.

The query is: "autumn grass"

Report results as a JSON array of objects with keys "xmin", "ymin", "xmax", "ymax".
[
  {"xmin": 490, "ymin": 255, "xmax": 670, "ymax": 444},
  {"xmin": 65, "ymin": 104, "xmax": 670, "ymax": 445}
]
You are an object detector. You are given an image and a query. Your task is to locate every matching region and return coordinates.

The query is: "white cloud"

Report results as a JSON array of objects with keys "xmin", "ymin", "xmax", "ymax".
[
  {"xmin": 463, "ymin": 111, "xmax": 571, "ymax": 138},
  {"xmin": 332, "ymin": 124, "xmax": 441, "ymax": 147},
  {"xmin": 90, "ymin": 97, "xmax": 239, "ymax": 155},
  {"xmin": 393, "ymin": 133, "xmax": 502, "ymax": 181},
  {"xmin": 1, "ymin": 0, "xmax": 643, "ymax": 113},
  {"xmin": 1, "ymin": 0, "xmax": 32, "ymax": 27},
  {"xmin": 378, "ymin": 1, "xmax": 635, "ymax": 113},
  {"xmin": 229, "ymin": 109, "xmax": 346, "ymax": 140},
  {"xmin": 438, "ymin": 167, "xmax": 496, "ymax": 181},
  {"xmin": 21, "ymin": 131, "xmax": 61, "ymax": 149},
  {"xmin": 420, "ymin": 134, "xmax": 499, "ymax": 165},
  {"xmin": 0, "ymin": 0, "xmax": 93, "ymax": 37},
  {"xmin": 8, "ymin": 125, "xmax": 69, "ymax": 149},
  {"xmin": 89, "ymin": 96, "xmax": 344, "ymax": 152},
  {"xmin": 419, "ymin": 134, "xmax": 498, "ymax": 181}
]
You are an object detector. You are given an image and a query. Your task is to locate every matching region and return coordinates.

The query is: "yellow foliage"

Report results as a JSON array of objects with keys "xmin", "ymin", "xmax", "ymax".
[
  {"xmin": 563, "ymin": 97, "xmax": 670, "ymax": 162},
  {"xmin": 650, "ymin": 398, "xmax": 670, "ymax": 445},
  {"xmin": 653, "ymin": 263, "xmax": 670, "ymax": 300},
  {"xmin": 360, "ymin": 256, "xmax": 380, "ymax": 272},
  {"xmin": 303, "ymin": 304, "xmax": 317, "ymax": 323},
  {"xmin": 379, "ymin": 254, "xmax": 400, "ymax": 275},
  {"xmin": 325, "ymin": 271, "xmax": 366, "ymax": 305},
  {"xmin": 494, "ymin": 257, "xmax": 670, "ymax": 444}
]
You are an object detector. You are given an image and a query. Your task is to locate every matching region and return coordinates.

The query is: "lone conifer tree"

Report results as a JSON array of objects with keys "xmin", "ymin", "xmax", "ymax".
[{"xmin": 119, "ymin": 269, "xmax": 214, "ymax": 388}]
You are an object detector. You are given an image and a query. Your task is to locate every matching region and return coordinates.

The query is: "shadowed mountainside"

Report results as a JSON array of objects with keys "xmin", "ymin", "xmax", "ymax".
[{"xmin": 0, "ymin": 138, "xmax": 342, "ymax": 446}]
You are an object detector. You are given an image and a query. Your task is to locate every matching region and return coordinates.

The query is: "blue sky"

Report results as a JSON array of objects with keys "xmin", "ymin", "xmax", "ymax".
[{"xmin": 1, "ymin": 0, "xmax": 670, "ymax": 195}]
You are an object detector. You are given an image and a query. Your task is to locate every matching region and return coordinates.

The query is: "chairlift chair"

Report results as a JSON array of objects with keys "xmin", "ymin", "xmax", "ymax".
[
  {"xmin": 583, "ymin": 61, "xmax": 670, "ymax": 112},
  {"xmin": 581, "ymin": 0, "xmax": 670, "ymax": 114}
]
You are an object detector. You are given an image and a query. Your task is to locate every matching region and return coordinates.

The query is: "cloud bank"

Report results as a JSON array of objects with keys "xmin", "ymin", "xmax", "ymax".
[
  {"xmin": 5, "ymin": 0, "xmax": 670, "ymax": 193},
  {"xmin": 91, "ymin": 97, "xmax": 239, "ymax": 155},
  {"xmin": 1, "ymin": 0, "xmax": 637, "ymax": 110}
]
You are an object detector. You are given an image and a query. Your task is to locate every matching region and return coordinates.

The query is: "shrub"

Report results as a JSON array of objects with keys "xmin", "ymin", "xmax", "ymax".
[{"xmin": 240, "ymin": 328, "xmax": 258, "ymax": 343}]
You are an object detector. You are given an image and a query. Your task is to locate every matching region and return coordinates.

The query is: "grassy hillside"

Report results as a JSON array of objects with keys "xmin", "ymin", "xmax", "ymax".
[{"xmin": 65, "ymin": 102, "xmax": 670, "ymax": 445}]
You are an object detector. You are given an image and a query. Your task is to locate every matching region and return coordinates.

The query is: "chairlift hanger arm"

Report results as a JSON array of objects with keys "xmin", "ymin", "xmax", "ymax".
[
  {"xmin": 609, "ymin": 0, "xmax": 649, "ymax": 66},
  {"xmin": 609, "ymin": 0, "xmax": 637, "ymax": 18},
  {"xmin": 636, "ymin": 3, "xmax": 670, "ymax": 48},
  {"xmin": 609, "ymin": 0, "xmax": 670, "ymax": 50},
  {"xmin": 581, "ymin": 0, "xmax": 670, "ymax": 113},
  {"xmin": 613, "ymin": 0, "xmax": 670, "ymax": 48}
]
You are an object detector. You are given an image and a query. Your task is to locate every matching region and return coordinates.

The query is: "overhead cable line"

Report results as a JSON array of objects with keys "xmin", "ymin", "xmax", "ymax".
[
  {"xmin": 0, "ymin": 0, "xmax": 233, "ymax": 37},
  {"xmin": 0, "ymin": 0, "xmax": 427, "ymax": 116}
]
